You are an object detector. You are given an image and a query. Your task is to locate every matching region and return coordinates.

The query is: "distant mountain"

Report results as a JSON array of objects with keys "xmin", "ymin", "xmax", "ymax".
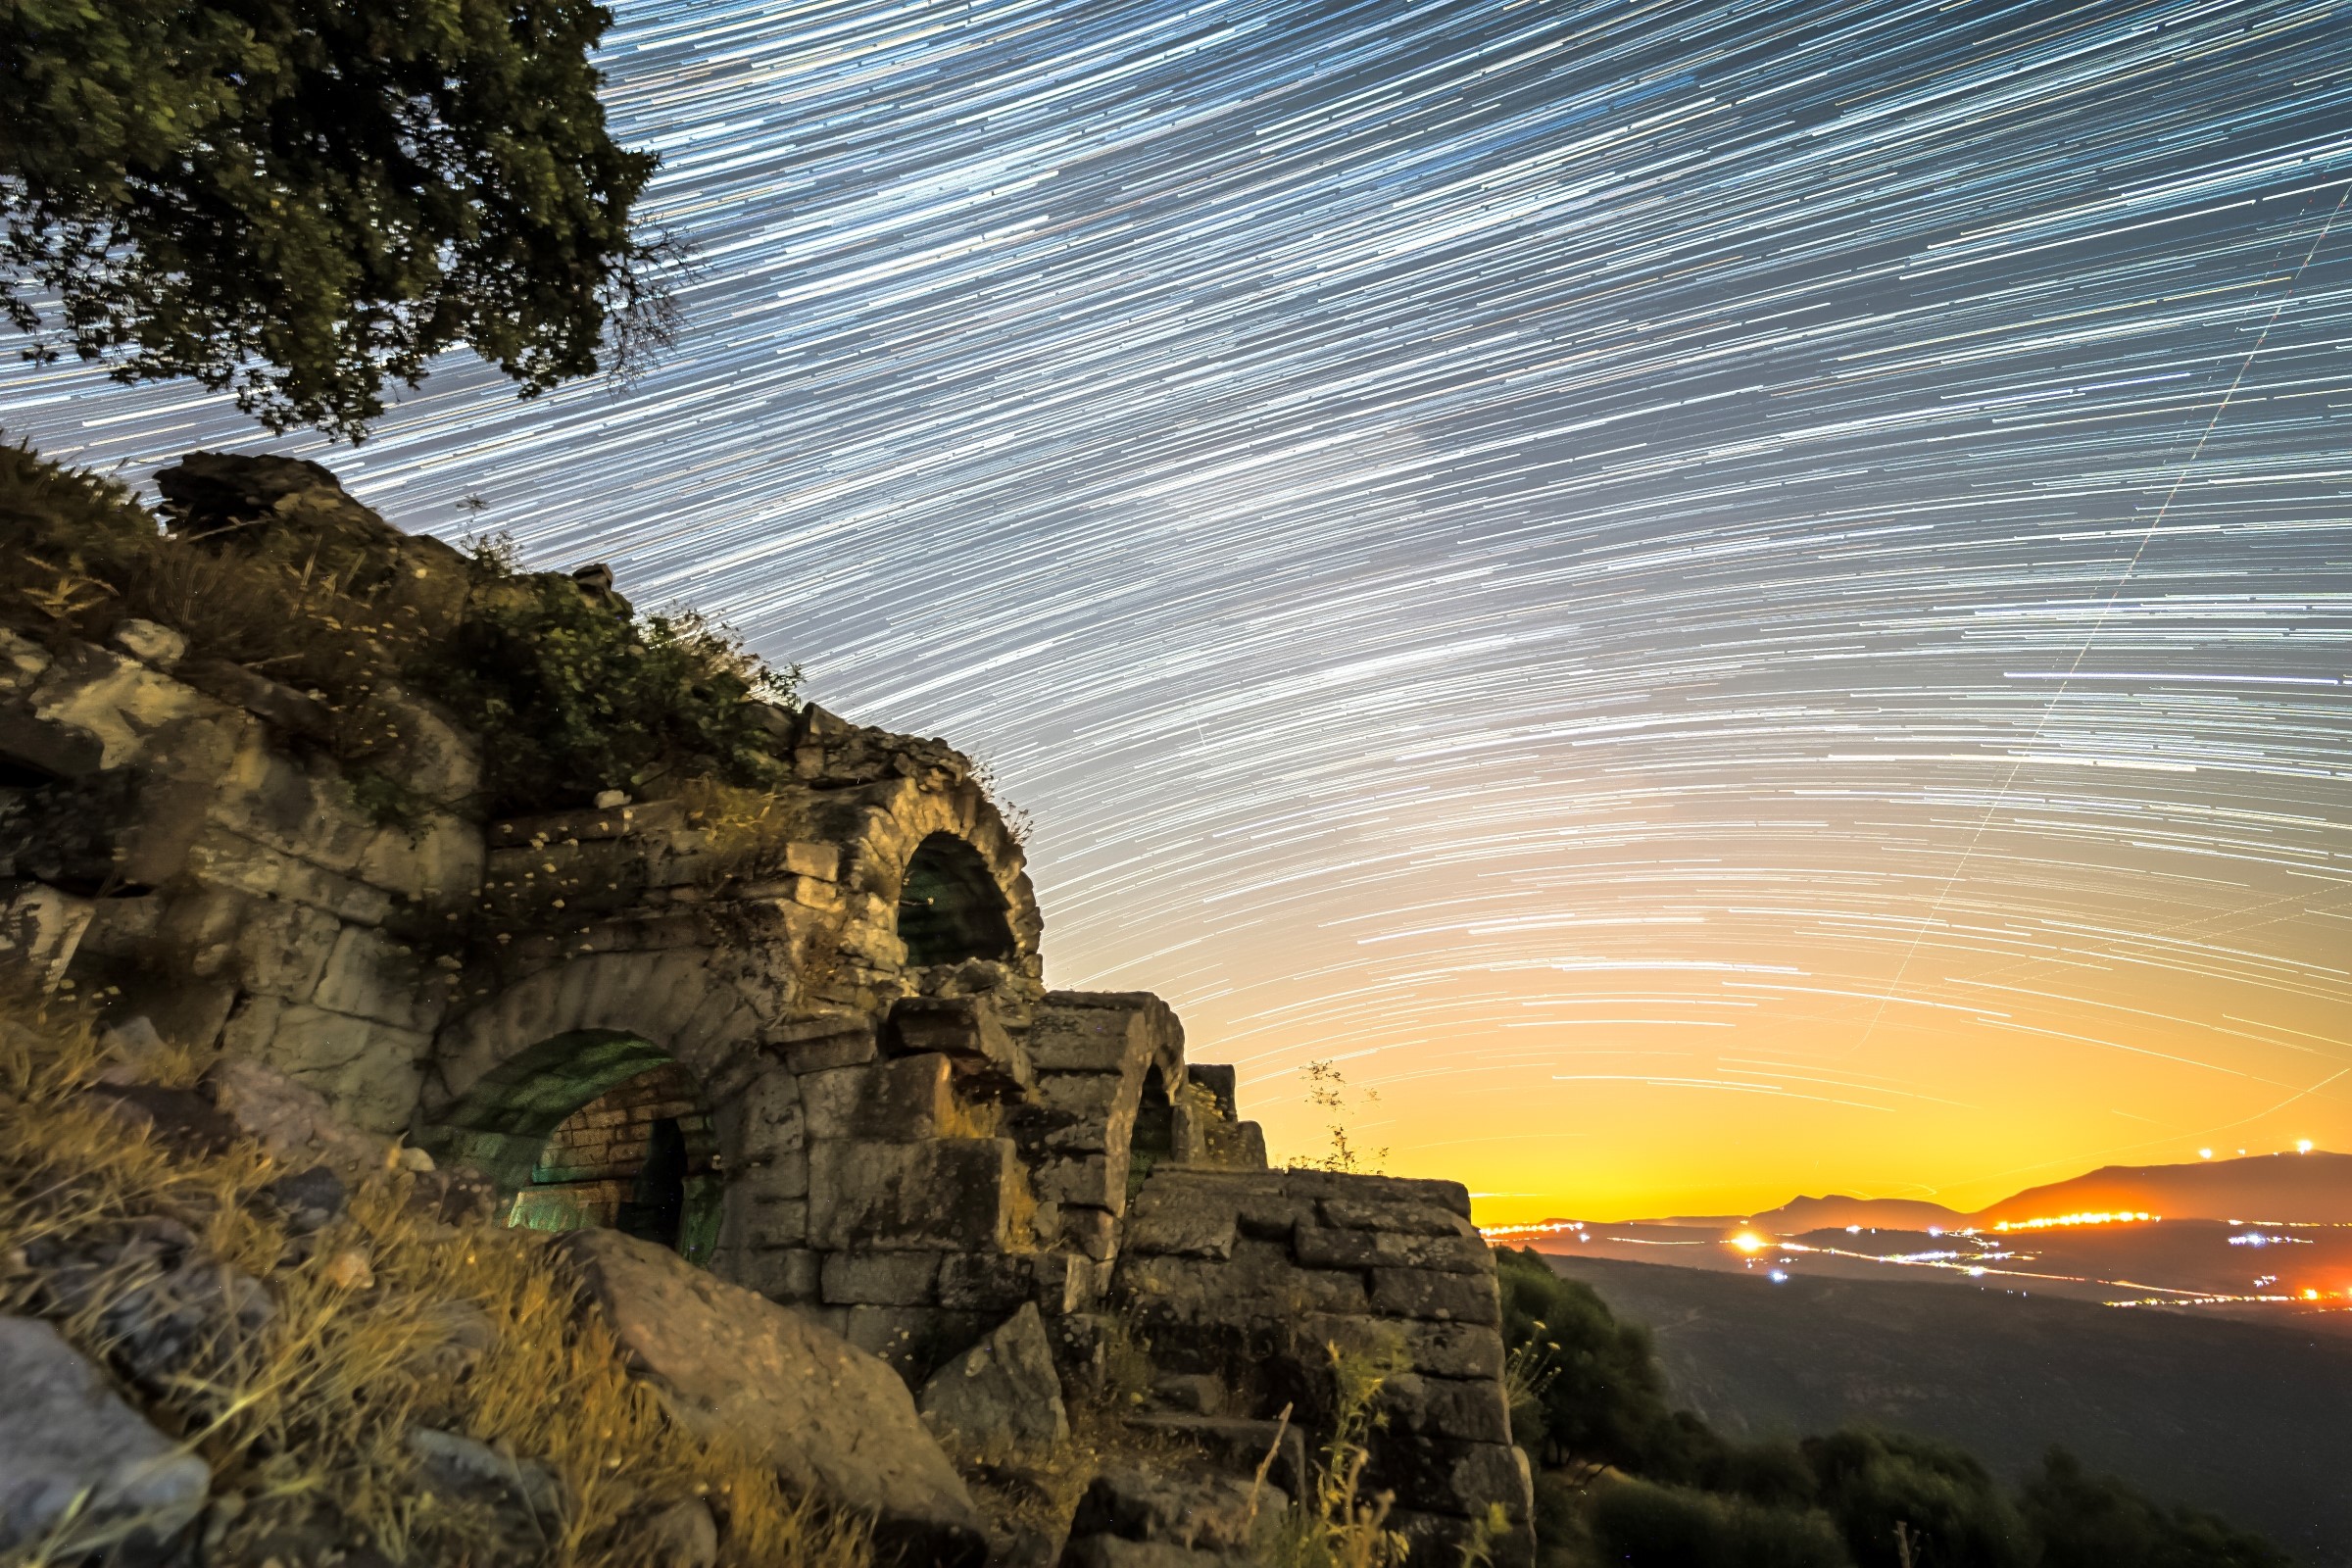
[
  {"xmin": 1978, "ymin": 1151, "xmax": 2352, "ymax": 1226},
  {"xmin": 1750, "ymin": 1194, "xmax": 1968, "ymax": 1231},
  {"xmin": 1571, "ymin": 1150, "xmax": 2352, "ymax": 1235},
  {"xmin": 1544, "ymin": 1252, "xmax": 2352, "ymax": 1563}
]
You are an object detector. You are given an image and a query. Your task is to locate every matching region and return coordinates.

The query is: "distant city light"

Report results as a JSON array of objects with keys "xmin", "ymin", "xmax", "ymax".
[
  {"xmin": 1992, "ymin": 1210, "xmax": 2156, "ymax": 1233},
  {"xmin": 2199, "ymin": 1149, "xmax": 2213, "ymax": 1159},
  {"xmin": 1769, "ymin": 1269, "xmax": 1788, "ymax": 1283},
  {"xmin": 1729, "ymin": 1231, "xmax": 1769, "ymax": 1254},
  {"xmin": 2297, "ymin": 1139, "xmax": 2314, "ymax": 1153}
]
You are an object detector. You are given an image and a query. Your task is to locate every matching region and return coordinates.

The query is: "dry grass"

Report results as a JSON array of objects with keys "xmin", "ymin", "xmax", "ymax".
[
  {"xmin": 1254, "ymin": 1336, "xmax": 1413, "ymax": 1568},
  {"xmin": 0, "ymin": 994, "xmax": 870, "ymax": 1568}
]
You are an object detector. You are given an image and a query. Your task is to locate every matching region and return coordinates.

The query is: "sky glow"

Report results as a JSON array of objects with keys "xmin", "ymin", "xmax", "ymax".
[{"xmin": 6, "ymin": 0, "xmax": 2351, "ymax": 1222}]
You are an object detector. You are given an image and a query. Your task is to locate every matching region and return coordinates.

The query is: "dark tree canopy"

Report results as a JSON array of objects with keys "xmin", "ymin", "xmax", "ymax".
[{"xmin": 1, "ymin": 0, "xmax": 663, "ymax": 437}]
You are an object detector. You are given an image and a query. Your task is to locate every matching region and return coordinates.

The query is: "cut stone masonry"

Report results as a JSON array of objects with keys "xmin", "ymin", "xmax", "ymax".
[{"xmin": 0, "ymin": 456, "xmax": 1532, "ymax": 1564}]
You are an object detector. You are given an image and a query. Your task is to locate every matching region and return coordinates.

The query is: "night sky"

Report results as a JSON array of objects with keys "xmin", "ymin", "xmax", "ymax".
[{"xmin": 8, "ymin": 0, "xmax": 2351, "ymax": 1221}]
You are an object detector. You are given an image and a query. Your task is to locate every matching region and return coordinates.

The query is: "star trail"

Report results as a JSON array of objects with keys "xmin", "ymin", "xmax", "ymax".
[{"xmin": 7, "ymin": 0, "xmax": 2351, "ymax": 1220}]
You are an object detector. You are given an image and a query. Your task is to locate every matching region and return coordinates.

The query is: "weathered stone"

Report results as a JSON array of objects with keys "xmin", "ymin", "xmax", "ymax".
[
  {"xmin": 408, "ymin": 1425, "xmax": 564, "ymax": 1523},
  {"xmin": 808, "ymin": 1138, "xmax": 1023, "ymax": 1251},
  {"xmin": 29, "ymin": 641, "xmax": 223, "ymax": 769},
  {"xmin": 155, "ymin": 885, "xmax": 341, "ymax": 999},
  {"xmin": 109, "ymin": 618, "xmax": 187, "ymax": 667},
  {"xmin": 1376, "ymin": 1372, "xmax": 1512, "ymax": 1445},
  {"xmin": 917, "ymin": 1302, "xmax": 1068, "ymax": 1453},
  {"xmin": 256, "ymin": 1164, "xmax": 348, "ymax": 1234},
  {"xmin": 1185, "ymin": 1063, "xmax": 1237, "ymax": 1119},
  {"xmin": 800, "ymin": 1062, "xmax": 876, "ymax": 1141},
  {"xmin": 211, "ymin": 739, "xmax": 377, "ymax": 873},
  {"xmin": 1123, "ymin": 1182, "xmax": 1239, "ymax": 1259},
  {"xmin": 710, "ymin": 1065, "xmax": 804, "ymax": 1171},
  {"xmin": 1292, "ymin": 1225, "xmax": 1488, "ymax": 1274},
  {"xmin": 0, "ymin": 1316, "xmax": 211, "ymax": 1554},
  {"xmin": 778, "ymin": 1014, "xmax": 879, "ymax": 1072},
  {"xmin": 172, "ymin": 657, "xmax": 333, "ymax": 741},
  {"xmin": 349, "ymin": 684, "xmax": 481, "ymax": 805},
  {"xmin": 199, "ymin": 1054, "xmax": 392, "ymax": 1180},
  {"xmin": 858, "ymin": 1053, "xmax": 961, "ymax": 1141},
  {"xmin": 1061, "ymin": 1541, "xmax": 1250, "ymax": 1568},
  {"xmin": 1063, "ymin": 1467, "xmax": 1280, "ymax": 1557},
  {"xmin": 1034, "ymin": 1151, "xmax": 1128, "ymax": 1213},
  {"xmin": 1320, "ymin": 1196, "xmax": 1477, "ymax": 1237},
  {"xmin": 1119, "ymin": 1415, "xmax": 1308, "ymax": 1500},
  {"xmin": 887, "ymin": 995, "xmax": 1033, "ymax": 1097},
  {"xmin": 1031, "ymin": 1070, "xmax": 1135, "ymax": 1154},
  {"xmin": 558, "ymin": 1230, "xmax": 984, "ymax": 1566},
  {"xmin": 186, "ymin": 824, "xmax": 393, "ymax": 924},
  {"xmin": 823, "ymin": 1250, "xmax": 941, "ymax": 1306},
  {"xmin": 1061, "ymin": 1204, "xmax": 1118, "ymax": 1262},
  {"xmin": 783, "ymin": 840, "xmax": 841, "ymax": 879},
  {"xmin": 935, "ymin": 1252, "xmax": 1035, "ymax": 1314},
  {"xmin": 222, "ymin": 1000, "xmax": 428, "ymax": 1136},
  {"xmin": 357, "ymin": 810, "xmax": 484, "ymax": 905},
  {"xmin": 311, "ymin": 924, "xmax": 445, "ymax": 1032},
  {"xmin": 0, "ymin": 883, "xmax": 92, "ymax": 987},
  {"xmin": 87, "ymin": 1083, "xmax": 242, "ymax": 1158},
  {"xmin": 1200, "ymin": 1118, "xmax": 1267, "ymax": 1171},
  {"xmin": 1367, "ymin": 1267, "xmax": 1500, "ymax": 1326},
  {"xmin": 645, "ymin": 1498, "xmax": 719, "ymax": 1568}
]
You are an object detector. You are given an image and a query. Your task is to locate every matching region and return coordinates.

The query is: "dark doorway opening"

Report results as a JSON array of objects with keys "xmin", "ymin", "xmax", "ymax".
[{"xmin": 897, "ymin": 832, "xmax": 1017, "ymax": 965}]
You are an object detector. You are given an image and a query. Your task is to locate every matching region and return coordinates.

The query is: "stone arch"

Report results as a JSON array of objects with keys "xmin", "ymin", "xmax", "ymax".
[
  {"xmin": 897, "ymin": 832, "xmax": 1017, "ymax": 966},
  {"xmin": 424, "ymin": 949, "xmax": 762, "ymax": 1120},
  {"xmin": 835, "ymin": 778, "xmax": 1043, "ymax": 972},
  {"xmin": 424, "ymin": 1029, "xmax": 724, "ymax": 1263}
]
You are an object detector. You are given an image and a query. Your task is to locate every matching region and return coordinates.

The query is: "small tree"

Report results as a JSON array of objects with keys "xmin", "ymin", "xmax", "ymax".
[
  {"xmin": 1300, "ymin": 1059, "xmax": 1388, "ymax": 1174},
  {"xmin": 2, "ymin": 0, "xmax": 669, "ymax": 438}
]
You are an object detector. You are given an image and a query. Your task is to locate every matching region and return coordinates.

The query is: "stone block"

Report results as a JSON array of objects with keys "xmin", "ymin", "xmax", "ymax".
[
  {"xmin": 1122, "ymin": 1183, "xmax": 1238, "ymax": 1259},
  {"xmin": 155, "ymin": 886, "xmax": 339, "ymax": 999},
  {"xmin": 312, "ymin": 924, "xmax": 445, "ymax": 1032},
  {"xmin": 783, "ymin": 840, "xmax": 841, "ymax": 880},
  {"xmin": 1376, "ymin": 1372, "xmax": 1512, "ymax": 1445},
  {"xmin": 557, "ymin": 1231, "xmax": 984, "ymax": 1565},
  {"xmin": 718, "ymin": 1247, "xmax": 821, "ymax": 1304},
  {"xmin": 1367, "ymin": 1267, "xmax": 1500, "ymax": 1326},
  {"xmin": 1026, "ymin": 1001, "xmax": 1151, "ymax": 1074},
  {"xmin": 710, "ymin": 1065, "xmax": 804, "ymax": 1170},
  {"xmin": 29, "ymin": 641, "xmax": 223, "ymax": 769},
  {"xmin": 823, "ymin": 1250, "xmax": 942, "ymax": 1306},
  {"xmin": 799, "ymin": 1063, "xmax": 875, "ymax": 1141},
  {"xmin": 1031, "ymin": 1069, "xmax": 1133, "ymax": 1154},
  {"xmin": 778, "ymin": 1014, "xmax": 879, "ymax": 1072},
  {"xmin": 1119, "ymin": 1243, "xmax": 1368, "ymax": 1326},
  {"xmin": 935, "ymin": 1253, "xmax": 1035, "ymax": 1314},
  {"xmin": 172, "ymin": 657, "xmax": 332, "ymax": 740},
  {"xmin": 1061, "ymin": 1204, "xmax": 1119, "ymax": 1262},
  {"xmin": 1202, "ymin": 1119, "xmax": 1268, "ymax": 1170},
  {"xmin": 224, "ymin": 999, "xmax": 428, "ymax": 1136},
  {"xmin": 1034, "ymin": 1151, "xmax": 1131, "ymax": 1213},
  {"xmin": 1277, "ymin": 1169, "xmax": 1473, "ymax": 1219},
  {"xmin": 1320, "ymin": 1195, "xmax": 1478, "ymax": 1238},
  {"xmin": 211, "ymin": 739, "xmax": 376, "ymax": 873},
  {"xmin": 887, "ymin": 995, "xmax": 1033, "ymax": 1097},
  {"xmin": 1185, "ymin": 1062, "xmax": 1238, "ymax": 1119},
  {"xmin": 1293, "ymin": 1225, "xmax": 1488, "ymax": 1275},
  {"xmin": 348, "ymin": 684, "xmax": 481, "ymax": 805},
  {"xmin": 917, "ymin": 1302, "xmax": 1069, "ymax": 1453},
  {"xmin": 357, "ymin": 810, "xmax": 485, "ymax": 905},
  {"xmin": 808, "ymin": 1138, "xmax": 1022, "ymax": 1251},
  {"xmin": 186, "ymin": 825, "xmax": 392, "ymax": 923},
  {"xmin": 108, "ymin": 618, "xmax": 185, "ymax": 667},
  {"xmin": 857, "ymin": 1053, "xmax": 959, "ymax": 1141}
]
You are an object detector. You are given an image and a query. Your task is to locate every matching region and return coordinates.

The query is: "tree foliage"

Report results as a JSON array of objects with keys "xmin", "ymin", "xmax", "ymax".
[
  {"xmin": 1, "ymin": 0, "xmax": 664, "ymax": 437},
  {"xmin": 1490, "ymin": 1249, "xmax": 2294, "ymax": 1568}
]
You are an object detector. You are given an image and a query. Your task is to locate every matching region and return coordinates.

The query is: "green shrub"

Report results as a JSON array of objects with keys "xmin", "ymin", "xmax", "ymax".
[
  {"xmin": 1589, "ymin": 1478, "xmax": 1851, "ymax": 1568},
  {"xmin": 2022, "ymin": 1450, "xmax": 2290, "ymax": 1568},
  {"xmin": 1803, "ymin": 1430, "xmax": 2028, "ymax": 1568},
  {"xmin": 1495, "ymin": 1246, "xmax": 1684, "ymax": 1472},
  {"xmin": 421, "ymin": 573, "xmax": 795, "ymax": 809}
]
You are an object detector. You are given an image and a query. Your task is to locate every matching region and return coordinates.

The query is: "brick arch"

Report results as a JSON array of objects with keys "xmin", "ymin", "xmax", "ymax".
[{"xmin": 422, "ymin": 949, "xmax": 766, "ymax": 1125}]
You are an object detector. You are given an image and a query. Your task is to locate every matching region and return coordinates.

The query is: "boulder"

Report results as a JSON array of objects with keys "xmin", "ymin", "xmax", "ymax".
[
  {"xmin": 917, "ymin": 1301, "xmax": 1070, "ymax": 1453},
  {"xmin": 557, "ymin": 1229, "xmax": 985, "ymax": 1567},
  {"xmin": 1058, "ymin": 1468, "xmax": 1283, "ymax": 1566},
  {"xmin": 0, "ymin": 1315, "xmax": 211, "ymax": 1555},
  {"xmin": 199, "ymin": 1054, "xmax": 390, "ymax": 1180}
]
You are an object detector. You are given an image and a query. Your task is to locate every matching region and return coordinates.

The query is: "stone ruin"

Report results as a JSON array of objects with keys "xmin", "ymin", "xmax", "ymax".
[{"xmin": 0, "ymin": 455, "xmax": 1534, "ymax": 1565}]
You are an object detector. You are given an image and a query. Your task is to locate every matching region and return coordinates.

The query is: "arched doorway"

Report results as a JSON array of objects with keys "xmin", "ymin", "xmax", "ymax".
[
  {"xmin": 1128, "ymin": 1064, "xmax": 1174, "ymax": 1200},
  {"xmin": 425, "ymin": 1030, "xmax": 722, "ymax": 1264},
  {"xmin": 898, "ymin": 832, "xmax": 1017, "ymax": 966}
]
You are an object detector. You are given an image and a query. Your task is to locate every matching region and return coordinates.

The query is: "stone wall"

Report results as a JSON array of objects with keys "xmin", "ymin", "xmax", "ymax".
[{"xmin": 0, "ymin": 455, "xmax": 1530, "ymax": 1560}]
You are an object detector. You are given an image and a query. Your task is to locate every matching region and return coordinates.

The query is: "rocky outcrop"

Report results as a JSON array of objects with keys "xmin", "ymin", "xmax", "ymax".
[
  {"xmin": 0, "ymin": 1315, "xmax": 213, "ymax": 1555},
  {"xmin": 0, "ymin": 452, "xmax": 1533, "ymax": 1560},
  {"xmin": 559, "ymin": 1229, "xmax": 987, "ymax": 1566}
]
